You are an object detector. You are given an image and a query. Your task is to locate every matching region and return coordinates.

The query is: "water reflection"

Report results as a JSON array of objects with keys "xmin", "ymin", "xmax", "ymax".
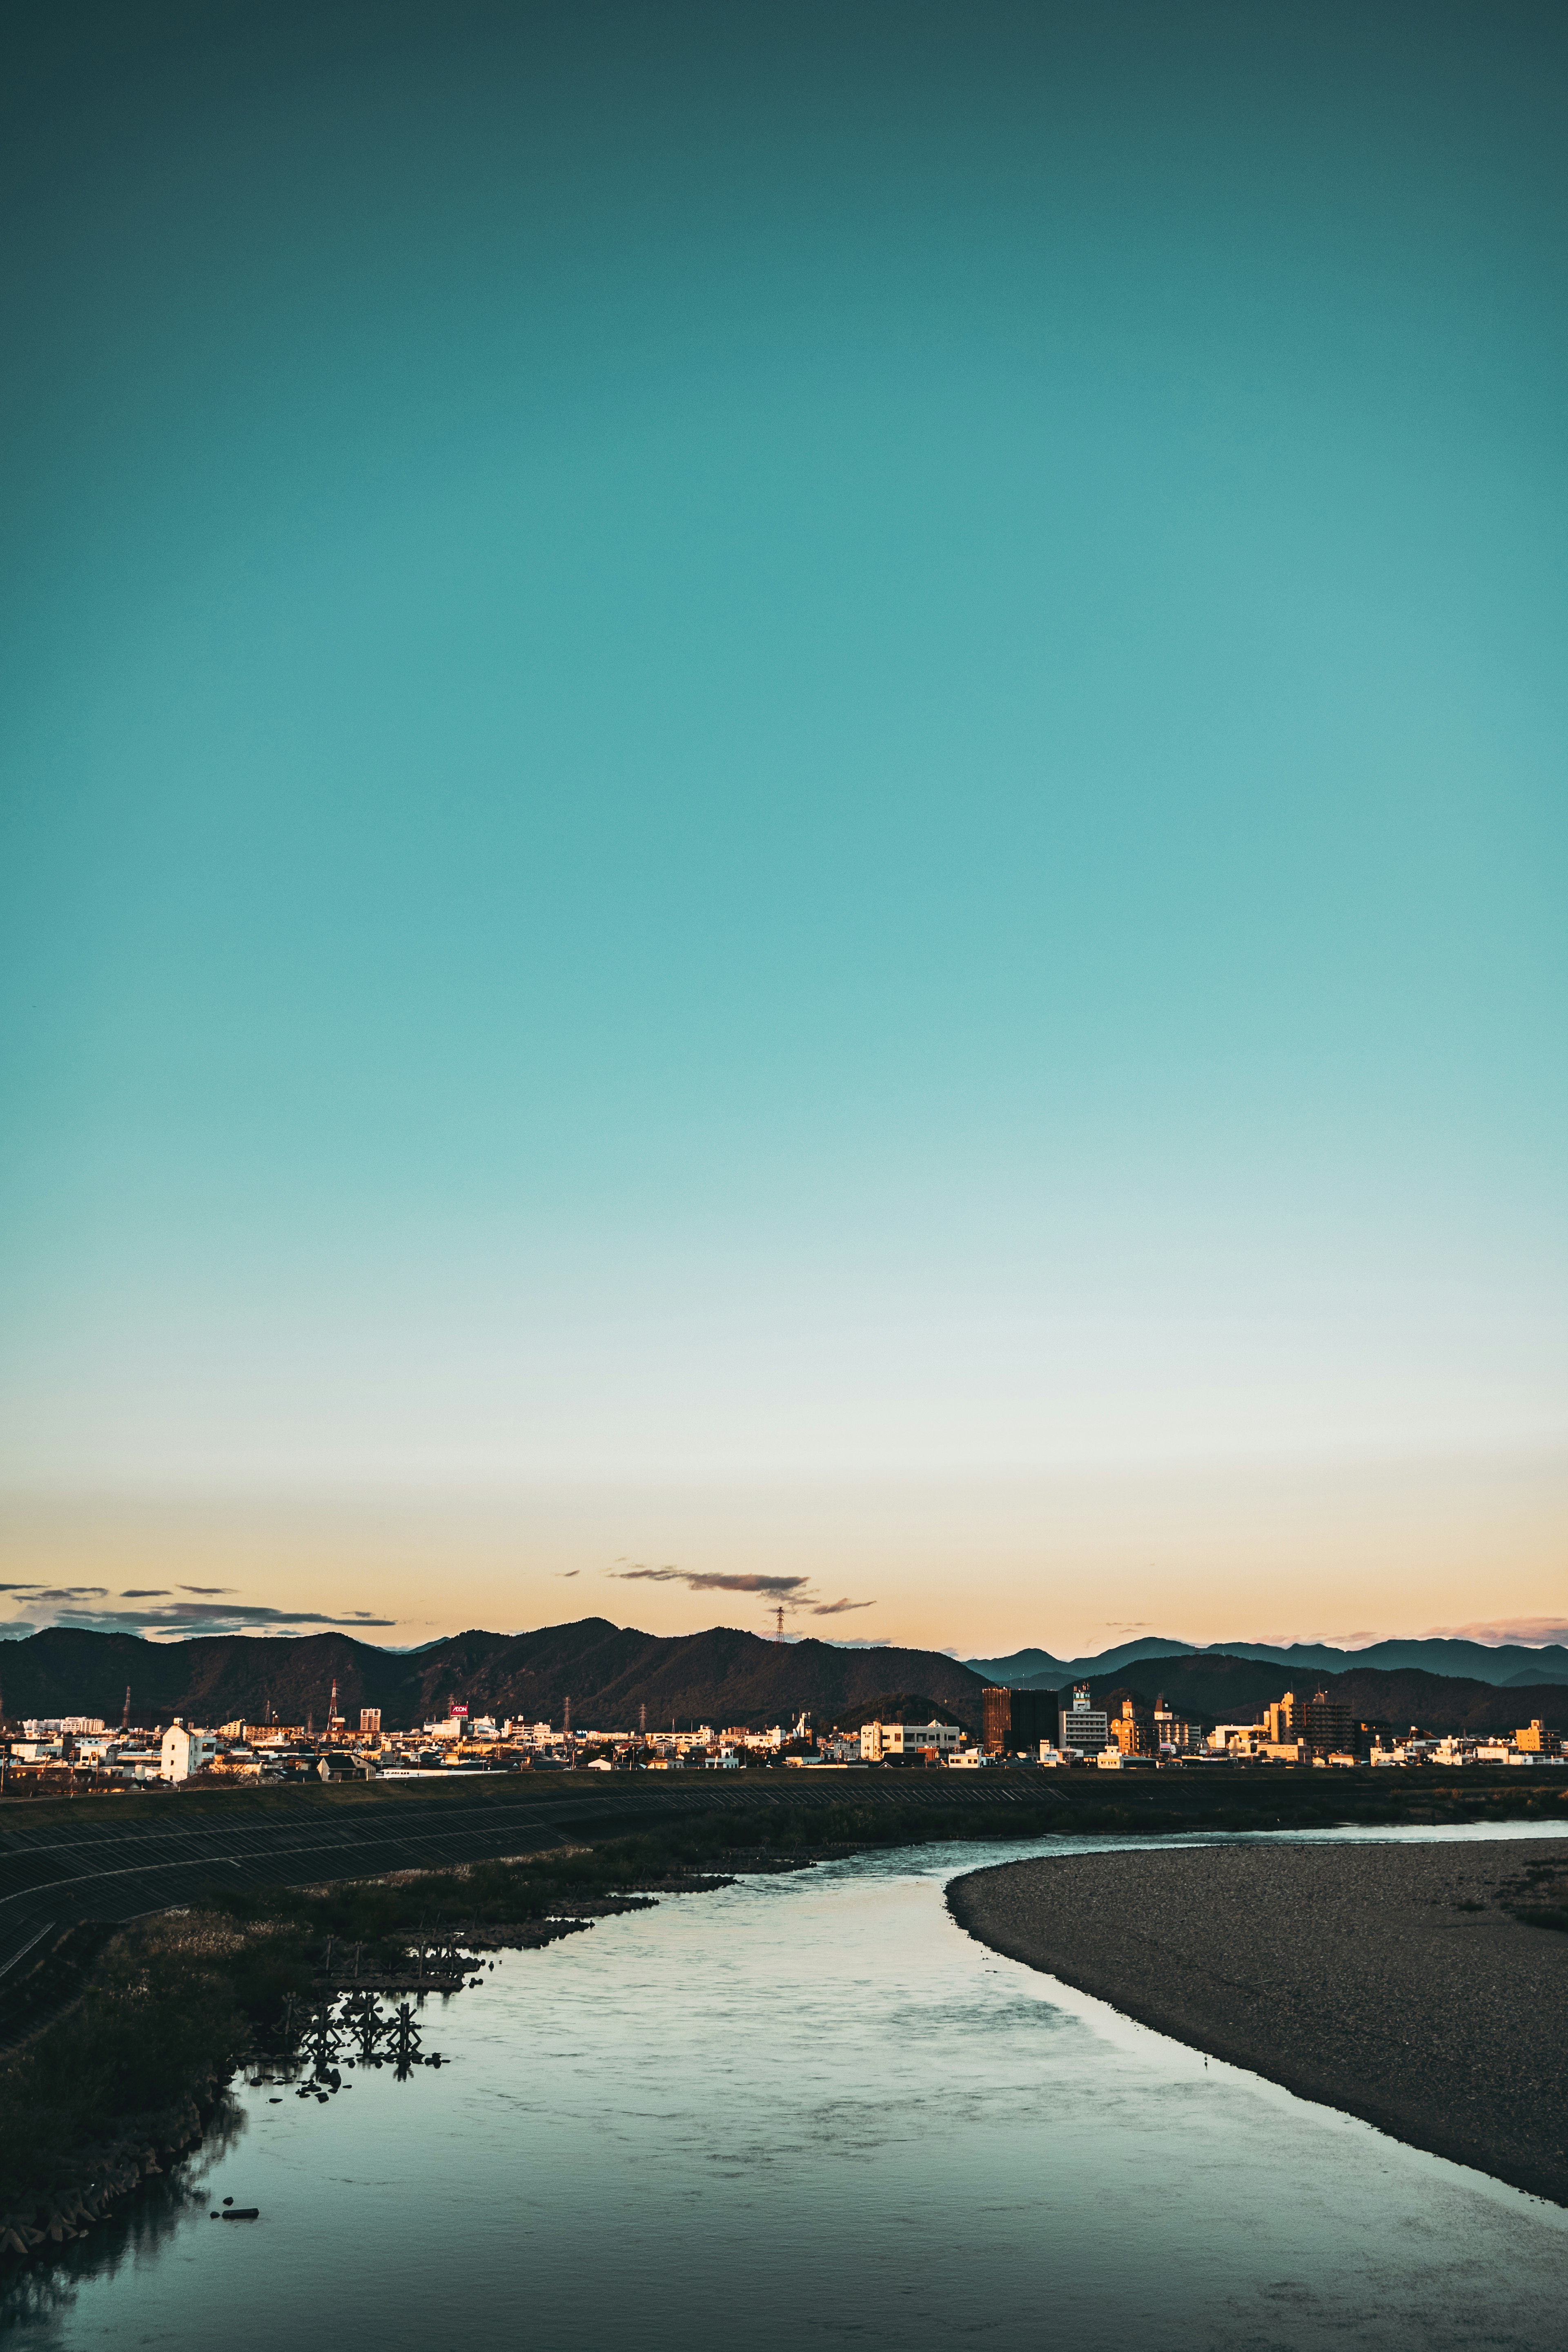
[
  {"xmin": 4, "ymin": 1833, "xmax": 1565, "ymax": 2352},
  {"xmin": 0, "ymin": 2096, "xmax": 242, "ymax": 2335},
  {"xmin": 272, "ymin": 1988, "xmax": 450, "ymax": 2086},
  {"xmin": 0, "ymin": 1979, "xmax": 458, "ymax": 2343}
]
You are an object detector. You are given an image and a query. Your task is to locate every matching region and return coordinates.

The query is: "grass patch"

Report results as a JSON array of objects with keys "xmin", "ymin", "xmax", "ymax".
[{"xmin": 0, "ymin": 1909, "xmax": 309, "ymax": 2214}]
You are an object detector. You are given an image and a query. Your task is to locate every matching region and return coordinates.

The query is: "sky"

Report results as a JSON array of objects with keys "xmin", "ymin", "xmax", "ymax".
[{"xmin": 1, "ymin": 0, "xmax": 1564, "ymax": 1659}]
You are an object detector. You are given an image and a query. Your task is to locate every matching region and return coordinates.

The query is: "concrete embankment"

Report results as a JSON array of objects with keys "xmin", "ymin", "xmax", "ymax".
[{"xmin": 948, "ymin": 1838, "xmax": 1568, "ymax": 2207}]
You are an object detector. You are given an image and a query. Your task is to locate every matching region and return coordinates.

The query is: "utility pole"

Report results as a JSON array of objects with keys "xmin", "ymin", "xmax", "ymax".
[
  {"xmin": 563, "ymin": 1694, "xmax": 572, "ymax": 1765},
  {"xmin": 121, "ymin": 1684, "xmax": 131, "ymax": 1733}
]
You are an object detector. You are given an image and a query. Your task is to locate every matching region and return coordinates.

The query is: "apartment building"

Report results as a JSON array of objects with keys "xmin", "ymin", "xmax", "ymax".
[{"xmin": 1057, "ymin": 1686, "xmax": 1111, "ymax": 1754}]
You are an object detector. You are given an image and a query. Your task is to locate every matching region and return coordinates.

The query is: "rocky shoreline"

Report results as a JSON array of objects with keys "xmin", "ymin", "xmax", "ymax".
[
  {"xmin": 0, "ymin": 2084, "xmax": 215, "ymax": 2258},
  {"xmin": 948, "ymin": 1836, "xmax": 1568, "ymax": 2207}
]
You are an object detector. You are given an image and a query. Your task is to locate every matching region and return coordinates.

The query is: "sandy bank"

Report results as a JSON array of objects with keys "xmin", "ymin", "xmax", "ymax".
[{"xmin": 947, "ymin": 1838, "xmax": 1568, "ymax": 2207}]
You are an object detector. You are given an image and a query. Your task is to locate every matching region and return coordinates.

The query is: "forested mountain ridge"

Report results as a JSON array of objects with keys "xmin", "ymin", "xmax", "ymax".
[{"xmin": 0, "ymin": 1619, "xmax": 989, "ymax": 1733}]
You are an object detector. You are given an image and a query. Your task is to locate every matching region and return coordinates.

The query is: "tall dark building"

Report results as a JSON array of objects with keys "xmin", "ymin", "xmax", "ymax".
[
  {"xmin": 1298, "ymin": 1691, "xmax": 1355, "ymax": 1754},
  {"xmin": 982, "ymin": 1686, "xmax": 1056, "ymax": 1755}
]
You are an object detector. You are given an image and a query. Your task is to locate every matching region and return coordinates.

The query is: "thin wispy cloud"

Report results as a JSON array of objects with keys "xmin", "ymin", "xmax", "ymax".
[
  {"xmin": 1, "ymin": 1585, "xmax": 110, "ymax": 1602},
  {"xmin": 1427, "ymin": 1617, "xmax": 1568, "ymax": 1648},
  {"xmin": 809, "ymin": 1597, "xmax": 876, "ymax": 1615}
]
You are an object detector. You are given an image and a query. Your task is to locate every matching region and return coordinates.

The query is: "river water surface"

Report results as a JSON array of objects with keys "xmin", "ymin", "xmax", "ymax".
[{"xmin": 4, "ymin": 1825, "xmax": 1565, "ymax": 2350}]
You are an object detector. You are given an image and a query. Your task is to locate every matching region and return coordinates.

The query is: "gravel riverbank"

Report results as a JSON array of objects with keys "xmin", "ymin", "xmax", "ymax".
[{"xmin": 947, "ymin": 1837, "xmax": 1568, "ymax": 2206}]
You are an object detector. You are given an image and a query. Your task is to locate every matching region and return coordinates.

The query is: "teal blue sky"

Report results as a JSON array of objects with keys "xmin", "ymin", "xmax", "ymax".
[{"xmin": 1, "ymin": 3, "xmax": 1564, "ymax": 1648}]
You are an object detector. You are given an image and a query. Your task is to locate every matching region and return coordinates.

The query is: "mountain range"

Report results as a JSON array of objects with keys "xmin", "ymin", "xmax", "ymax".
[
  {"xmin": 1, "ymin": 1616, "xmax": 1564, "ymax": 1741},
  {"xmin": 965, "ymin": 1636, "xmax": 1568, "ymax": 1689},
  {"xmin": 0, "ymin": 1617, "xmax": 984, "ymax": 1735}
]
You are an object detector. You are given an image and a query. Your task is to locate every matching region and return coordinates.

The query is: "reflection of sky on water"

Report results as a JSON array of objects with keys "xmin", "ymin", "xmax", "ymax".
[{"xmin": 5, "ymin": 1831, "xmax": 1566, "ymax": 2350}]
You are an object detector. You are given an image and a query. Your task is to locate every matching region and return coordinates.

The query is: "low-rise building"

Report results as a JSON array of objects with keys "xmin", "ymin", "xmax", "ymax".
[
  {"xmin": 160, "ymin": 1722, "xmax": 219, "ymax": 1782},
  {"xmin": 71, "ymin": 1732, "xmax": 120, "ymax": 1759},
  {"xmin": 860, "ymin": 1719, "xmax": 964, "ymax": 1761},
  {"xmin": 1207, "ymin": 1722, "xmax": 1265, "ymax": 1755}
]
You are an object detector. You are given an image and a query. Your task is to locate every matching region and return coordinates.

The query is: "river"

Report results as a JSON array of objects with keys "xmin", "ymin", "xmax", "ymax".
[{"xmin": 4, "ymin": 1824, "xmax": 1565, "ymax": 2350}]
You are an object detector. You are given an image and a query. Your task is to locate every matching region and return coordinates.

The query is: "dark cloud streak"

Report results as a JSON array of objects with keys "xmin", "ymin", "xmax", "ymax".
[
  {"xmin": 607, "ymin": 1565, "xmax": 875, "ymax": 1613},
  {"xmin": 610, "ymin": 1566, "xmax": 810, "ymax": 1597},
  {"xmin": 1, "ymin": 1601, "xmax": 396, "ymax": 1637}
]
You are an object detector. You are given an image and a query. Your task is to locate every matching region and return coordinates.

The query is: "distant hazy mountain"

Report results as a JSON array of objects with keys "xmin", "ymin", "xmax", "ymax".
[
  {"xmin": 967, "ymin": 1639, "xmax": 1198, "ymax": 1684},
  {"xmin": 964, "ymin": 1636, "xmax": 1568, "ymax": 1689}
]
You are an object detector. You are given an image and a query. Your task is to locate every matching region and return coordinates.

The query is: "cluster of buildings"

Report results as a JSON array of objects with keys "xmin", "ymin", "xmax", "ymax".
[
  {"xmin": 982, "ymin": 1684, "xmax": 1567, "ymax": 1770},
  {"xmin": 4, "ymin": 1685, "xmax": 1562, "ymax": 1791},
  {"xmin": 1365, "ymin": 1722, "xmax": 1566, "ymax": 1769},
  {"xmin": 977, "ymin": 1682, "xmax": 1209, "ymax": 1765},
  {"xmin": 0, "ymin": 1697, "xmax": 829, "ymax": 1786}
]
